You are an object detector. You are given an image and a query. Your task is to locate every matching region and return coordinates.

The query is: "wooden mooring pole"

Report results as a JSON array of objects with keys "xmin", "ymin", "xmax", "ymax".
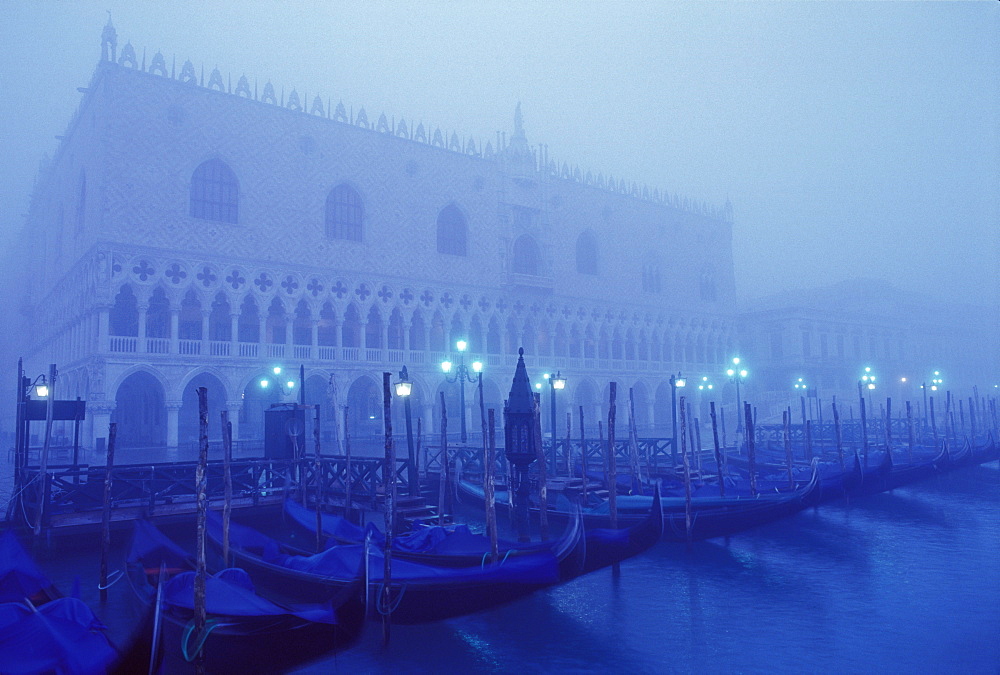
[
  {"xmin": 194, "ymin": 387, "xmax": 209, "ymax": 675},
  {"xmin": 221, "ymin": 410, "xmax": 233, "ymax": 567},
  {"xmin": 34, "ymin": 363, "xmax": 57, "ymax": 537},
  {"xmin": 710, "ymin": 402, "xmax": 724, "ymax": 498},
  {"xmin": 485, "ymin": 409, "xmax": 499, "ymax": 562},
  {"xmin": 533, "ymin": 392, "xmax": 549, "ymax": 541},
  {"xmin": 314, "ymin": 406, "xmax": 323, "ymax": 553},
  {"xmin": 381, "ymin": 373, "xmax": 395, "ymax": 646},
  {"xmin": 783, "ymin": 410, "xmax": 794, "ymax": 490},
  {"xmin": 578, "ymin": 407, "xmax": 589, "ymax": 504},
  {"xmin": 906, "ymin": 401, "xmax": 915, "ymax": 464},
  {"xmin": 99, "ymin": 421, "xmax": 117, "ymax": 602},
  {"xmin": 833, "ymin": 396, "xmax": 844, "ymax": 470},
  {"xmin": 607, "ymin": 383, "xmax": 618, "ymax": 531},
  {"xmin": 744, "ymin": 402, "xmax": 758, "ymax": 497},
  {"xmin": 438, "ymin": 393, "xmax": 448, "ymax": 527},
  {"xmin": 344, "ymin": 406, "xmax": 353, "ymax": 523},
  {"xmin": 679, "ymin": 395, "xmax": 692, "ymax": 546}
]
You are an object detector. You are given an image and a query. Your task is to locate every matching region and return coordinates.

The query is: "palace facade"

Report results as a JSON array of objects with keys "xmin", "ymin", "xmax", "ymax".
[{"xmin": 2, "ymin": 20, "xmax": 738, "ymax": 454}]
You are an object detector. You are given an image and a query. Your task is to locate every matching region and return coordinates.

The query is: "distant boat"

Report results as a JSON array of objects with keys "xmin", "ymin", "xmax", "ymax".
[{"xmin": 126, "ymin": 520, "xmax": 364, "ymax": 673}]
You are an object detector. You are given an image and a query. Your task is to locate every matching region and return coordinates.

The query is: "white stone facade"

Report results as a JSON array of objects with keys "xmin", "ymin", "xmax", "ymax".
[{"xmin": 4, "ymin": 31, "xmax": 738, "ymax": 454}]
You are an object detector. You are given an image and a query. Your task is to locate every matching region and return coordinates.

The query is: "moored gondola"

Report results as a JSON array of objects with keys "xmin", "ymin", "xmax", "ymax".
[{"xmin": 126, "ymin": 520, "xmax": 364, "ymax": 673}]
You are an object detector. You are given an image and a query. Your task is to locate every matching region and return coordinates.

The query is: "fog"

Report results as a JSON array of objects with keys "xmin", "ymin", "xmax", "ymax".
[{"xmin": 1, "ymin": 1, "xmax": 997, "ymax": 307}]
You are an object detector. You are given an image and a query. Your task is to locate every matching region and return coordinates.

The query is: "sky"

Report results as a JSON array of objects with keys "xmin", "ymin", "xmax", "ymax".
[{"xmin": 1, "ymin": 0, "xmax": 997, "ymax": 307}]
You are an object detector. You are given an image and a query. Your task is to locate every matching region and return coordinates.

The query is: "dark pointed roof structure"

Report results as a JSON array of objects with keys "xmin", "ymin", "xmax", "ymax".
[{"xmin": 506, "ymin": 347, "xmax": 534, "ymax": 414}]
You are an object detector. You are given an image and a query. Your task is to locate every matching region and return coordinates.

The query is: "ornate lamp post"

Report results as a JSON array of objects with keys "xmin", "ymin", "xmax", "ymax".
[
  {"xmin": 394, "ymin": 366, "xmax": 418, "ymax": 497},
  {"xmin": 726, "ymin": 357, "xmax": 748, "ymax": 433},
  {"xmin": 669, "ymin": 372, "xmax": 686, "ymax": 464},
  {"xmin": 543, "ymin": 372, "xmax": 566, "ymax": 471},
  {"xmin": 441, "ymin": 340, "xmax": 482, "ymax": 443},
  {"xmin": 504, "ymin": 348, "xmax": 538, "ymax": 542},
  {"xmin": 260, "ymin": 365, "xmax": 298, "ymax": 401}
]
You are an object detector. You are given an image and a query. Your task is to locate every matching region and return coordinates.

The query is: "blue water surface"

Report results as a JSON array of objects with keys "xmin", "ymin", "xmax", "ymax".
[{"xmin": 27, "ymin": 461, "xmax": 1000, "ymax": 674}]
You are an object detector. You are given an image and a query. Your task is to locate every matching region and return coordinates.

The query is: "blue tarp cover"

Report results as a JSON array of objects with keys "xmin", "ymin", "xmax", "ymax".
[
  {"xmin": 0, "ymin": 530, "xmax": 56, "ymax": 604},
  {"xmin": 0, "ymin": 597, "xmax": 117, "ymax": 675}
]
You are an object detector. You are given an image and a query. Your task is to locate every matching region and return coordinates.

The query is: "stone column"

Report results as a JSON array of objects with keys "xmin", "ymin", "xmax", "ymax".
[
  {"xmin": 165, "ymin": 400, "xmax": 183, "ymax": 449},
  {"xmin": 170, "ymin": 309, "xmax": 180, "ymax": 353},
  {"xmin": 403, "ymin": 318, "xmax": 411, "ymax": 359},
  {"xmin": 89, "ymin": 399, "xmax": 116, "ymax": 456},
  {"xmin": 137, "ymin": 304, "xmax": 148, "ymax": 353},
  {"xmin": 311, "ymin": 320, "xmax": 319, "ymax": 359},
  {"xmin": 97, "ymin": 305, "xmax": 110, "ymax": 353},
  {"xmin": 230, "ymin": 313, "xmax": 240, "ymax": 354},
  {"xmin": 226, "ymin": 400, "xmax": 243, "ymax": 446},
  {"xmin": 201, "ymin": 310, "xmax": 211, "ymax": 352},
  {"xmin": 258, "ymin": 316, "xmax": 268, "ymax": 351}
]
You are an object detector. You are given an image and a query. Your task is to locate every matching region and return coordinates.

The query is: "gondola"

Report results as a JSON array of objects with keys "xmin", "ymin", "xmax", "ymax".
[
  {"xmin": 578, "ymin": 487, "xmax": 663, "ymax": 573},
  {"xmin": 283, "ymin": 498, "xmax": 575, "ymax": 570},
  {"xmin": 126, "ymin": 520, "xmax": 364, "ymax": 673},
  {"xmin": 207, "ymin": 510, "xmax": 582, "ymax": 624},
  {"xmin": 0, "ymin": 530, "xmax": 119, "ymax": 674},
  {"xmin": 459, "ymin": 463, "xmax": 820, "ymax": 541}
]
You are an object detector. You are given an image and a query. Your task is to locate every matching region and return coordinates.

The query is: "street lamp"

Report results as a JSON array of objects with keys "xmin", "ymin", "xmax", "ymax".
[
  {"xmin": 697, "ymin": 376, "xmax": 714, "ymax": 391},
  {"xmin": 669, "ymin": 372, "xmax": 686, "ymax": 464},
  {"xmin": 441, "ymin": 340, "xmax": 482, "ymax": 443},
  {"xmin": 544, "ymin": 372, "xmax": 566, "ymax": 472},
  {"xmin": 394, "ymin": 366, "xmax": 418, "ymax": 496},
  {"xmin": 930, "ymin": 370, "xmax": 943, "ymax": 392},
  {"xmin": 726, "ymin": 358, "xmax": 748, "ymax": 433}
]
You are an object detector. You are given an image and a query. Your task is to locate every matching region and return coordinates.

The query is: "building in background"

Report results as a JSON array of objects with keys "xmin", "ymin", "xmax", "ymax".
[{"xmin": 0, "ymin": 19, "xmax": 739, "ymax": 456}]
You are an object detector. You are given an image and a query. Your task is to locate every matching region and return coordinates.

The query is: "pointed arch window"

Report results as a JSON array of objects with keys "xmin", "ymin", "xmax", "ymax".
[
  {"xmin": 190, "ymin": 159, "xmax": 239, "ymax": 223},
  {"xmin": 437, "ymin": 205, "xmax": 467, "ymax": 256},
  {"xmin": 576, "ymin": 230, "xmax": 598, "ymax": 275},
  {"xmin": 511, "ymin": 235, "xmax": 541, "ymax": 275},
  {"xmin": 325, "ymin": 184, "xmax": 363, "ymax": 241}
]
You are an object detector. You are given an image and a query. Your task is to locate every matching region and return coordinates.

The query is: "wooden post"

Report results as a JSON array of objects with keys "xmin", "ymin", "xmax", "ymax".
[
  {"xmin": 959, "ymin": 398, "xmax": 966, "ymax": 437},
  {"xmin": 884, "ymin": 398, "xmax": 893, "ymax": 460},
  {"xmin": 34, "ymin": 363, "xmax": 57, "ymax": 536},
  {"xmin": 221, "ymin": 410, "xmax": 233, "ymax": 567},
  {"xmin": 344, "ymin": 406, "xmax": 353, "ymax": 522},
  {"xmin": 579, "ymin": 406, "xmax": 588, "ymax": 504},
  {"xmin": 607, "ymin": 383, "xmax": 618, "ymax": 530},
  {"xmin": 477, "ymin": 371, "xmax": 488, "ymax": 483},
  {"xmin": 99, "ymin": 422, "xmax": 117, "ymax": 602},
  {"xmin": 416, "ymin": 417, "xmax": 424, "ymax": 484},
  {"xmin": 783, "ymin": 410, "xmax": 794, "ymax": 490},
  {"xmin": 906, "ymin": 401, "xmax": 915, "ymax": 464},
  {"xmin": 438, "ymin": 392, "xmax": 448, "ymax": 527},
  {"xmin": 744, "ymin": 402, "xmax": 758, "ymax": 497},
  {"xmin": 485, "ymin": 409, "xmax": 499, "ymax": 562},
  {"xmin": 314, "ymin": 406, "xmax": 323, "ymax": 553},
  {"xmin": 694, "ymin": 416, "xmax": 703, "ymax": 475},
  {"xmin": 805, "ymin": 419, "xmax": 813, "ymax": 462},
  {"xmin": 679, "ymin": 395, "xmax": 692, "ymax": 545},
  {"xmin": 565, "ymin": 412, "xmax": 573, "ymax": 480},
  {"xmin": 194, "ymin": 387, "xmax": 209, "ymax": 675},
  {"xmin": 833, "ymin": 396, "xmax": 844, "ymax": 469},
  {"xmin": 859, "ymin": 386, "xmax": 870, "ymax": 468},
  {"xmin": 720, "ymin": 407, "xmax": 727, "ymax": 451},
  {"xmin": 627, "ymin": 388, "xmax": 644, "ymax": 490},
  {"xmin": 533, "ymin": 392, "xmax": 549, "ymax": 541},
  {"xmin": 968, "ymin": 396, "xmax": 977, "ymax": 444},
  {"xmin": 710, "ymin": 402, "xmax": 724, "ymax": 497},
  {"xmin": 381, "ymin": 373, "xmax": 395, "ymax": 646},
  {"xmin": 929, "ymin": 396, "xmax": 938, "ymax": 449}
]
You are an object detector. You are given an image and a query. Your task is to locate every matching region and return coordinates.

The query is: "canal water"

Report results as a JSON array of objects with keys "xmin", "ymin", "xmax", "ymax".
[{"xmin": 19, "ymin": 460, "xmax": 1000, "ymax": 674}]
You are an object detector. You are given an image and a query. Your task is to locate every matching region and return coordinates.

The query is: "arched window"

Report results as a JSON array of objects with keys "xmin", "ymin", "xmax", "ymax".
[
  {"xmin": 190, "ymin": 159, "xmax": 238, "ymax": 223},
  {"xmin": 511, "ymin": 235, "xmax": 540, "ymax": 275},
  {"xmin": 576, "ymin": 230, "xmax": 598, "ymax": 275},
  {"xmin": 325, "ymin": 184, "xmax": 363, "ymax": 241},
  {"xmin": 437, "ymin": 205, "xmax": 467, "ymax": 256}
]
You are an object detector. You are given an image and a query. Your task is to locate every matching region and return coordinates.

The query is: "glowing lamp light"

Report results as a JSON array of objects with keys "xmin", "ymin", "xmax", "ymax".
[
  {"xmin": 260, "ymin": 379, "xmax": 269, "ymax": 388},
  {"xmin": 552, "ymin": 373, "xmax": 566, "ymax": 390},
  {"xmin": 676, "ymin": 377, "xmax": 686, "ymax": 388},
  {"xmin": 472, "ymin": 361, "xmax": 483, "ymax": 373},
  {"xmin": 394, "ymin": 380, "xmax": 412, "ymax": 397},
  {"xmin": 273, "ymin": 366, "xmax": 282, "ymax": 375},
  {"xmin": 740, "ymin": 370, "xmax": 748, "ymax": 378},
  {"xmin": 456, "ymin": 340, "xmax": 468, "ymax": 352},
  {"xmin": 901, "ymin": 377, "xmax": 907, "ymax": 383},
  {"xmin": 286, "ymin": 381, "xmax": 296, "ymax": 389},
  {"xmin": 732, "ymin": 357, "xmax": 740, "ymax": 366},
  {"xmin": 931, "ymin": 385, "xmax": 938, "ymax": 391},
  {"xmin": 35, "ymin": 383, "xmax": 49, "ymax": 398},
  {"xmin": 726, "ymin": 369, "xmax": 735, "ymax": 377},
  {"xmin": 867, "ymin": 383, "xmax": 876, "ymax": 390},
  {"xmin": 441, "ymin": 361, "xmax": 453, "ymax": 374},
  {"xmin": 535, "ymin": 383, "xmax": 542, "ymax": 389}
]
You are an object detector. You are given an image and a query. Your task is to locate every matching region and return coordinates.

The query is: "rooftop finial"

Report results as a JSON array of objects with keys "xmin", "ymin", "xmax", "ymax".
[
  {"xmin": 513, "ymin": 101, "xmax": 524, "ymax": 139},
  {"xmin": 101, "ymin": 12, "xmax": 117, "ymax": 62}
]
